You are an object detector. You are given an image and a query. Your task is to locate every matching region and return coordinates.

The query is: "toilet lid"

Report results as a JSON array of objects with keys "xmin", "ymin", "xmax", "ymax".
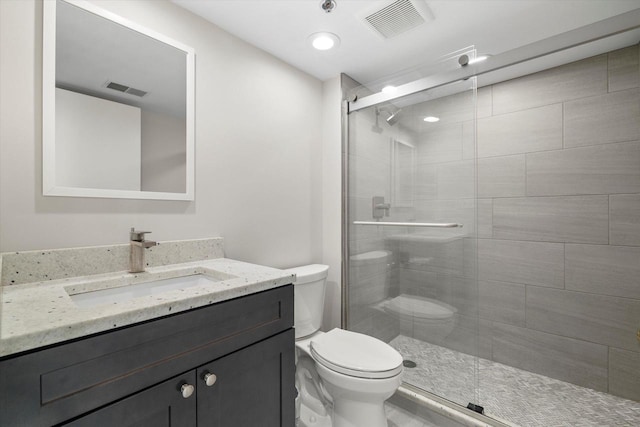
[{"xmin": 310, "ymin": 329, "xmax": 403, "ymax": 379}]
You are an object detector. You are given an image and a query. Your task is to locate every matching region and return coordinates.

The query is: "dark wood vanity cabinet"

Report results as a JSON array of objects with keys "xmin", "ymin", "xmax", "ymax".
[{"xmin": 0, "ymin": 285, "xmax": 295, "ymax": 427}]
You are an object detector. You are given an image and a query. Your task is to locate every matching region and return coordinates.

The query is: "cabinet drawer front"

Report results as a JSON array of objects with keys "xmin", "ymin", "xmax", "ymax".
[{"xmin": 0, "ymin": 285, "xmax": 292, "ymax": 427}]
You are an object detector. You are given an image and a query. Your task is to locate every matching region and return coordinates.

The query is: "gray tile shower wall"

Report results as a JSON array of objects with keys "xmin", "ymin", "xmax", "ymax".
[
  {"xmin": 475, "ymin": 45, "xmax": 640, "ymax": 402},
  {"xmin": 476, "ymin": 45, "xmax": 638, "ymax": 401},
  {"xmin": 349, "ymin": 44, "xmax": 639, "ymax": 403}
]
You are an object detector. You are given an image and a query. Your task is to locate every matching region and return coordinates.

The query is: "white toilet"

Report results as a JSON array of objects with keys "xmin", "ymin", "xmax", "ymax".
[{"xmin": 287, "ymin": 264, "xmax": 403, "ymax": 427}]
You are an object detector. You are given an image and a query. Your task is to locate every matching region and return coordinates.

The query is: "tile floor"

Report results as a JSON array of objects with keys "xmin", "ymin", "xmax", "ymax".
[{"xmin": 391, "ymin": 335, "xmax": 640, "ymax": 427}]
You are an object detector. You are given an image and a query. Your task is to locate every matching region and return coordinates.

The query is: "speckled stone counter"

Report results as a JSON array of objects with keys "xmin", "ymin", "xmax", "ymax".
[{"xmin": 0, "ymin": 239, "xmax": 294, "ymax": 358}]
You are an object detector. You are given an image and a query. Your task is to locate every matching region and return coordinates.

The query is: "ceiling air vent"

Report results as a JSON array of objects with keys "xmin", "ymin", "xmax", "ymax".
[
  {"xmin": 365, "ymin": 0, "xmax": 428, "ymax": 39},
  {"xmin": 105, "ymin": 81, "xmax": 148, "ymax": 97}
]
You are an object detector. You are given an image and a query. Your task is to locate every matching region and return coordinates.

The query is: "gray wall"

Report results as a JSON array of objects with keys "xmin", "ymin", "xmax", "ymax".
[
  {"xmin": 140, "ymin": 109, "xmax": 186, "ymax": 194},
  {"xmin": 0, "ymin": 0, "xmax": 323, "ymax": 270}
]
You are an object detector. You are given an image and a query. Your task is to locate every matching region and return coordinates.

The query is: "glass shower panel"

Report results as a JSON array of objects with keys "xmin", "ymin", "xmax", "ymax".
[{"xmin": 347, "ymin": 67, "xmax": 479, "ymax": 410}]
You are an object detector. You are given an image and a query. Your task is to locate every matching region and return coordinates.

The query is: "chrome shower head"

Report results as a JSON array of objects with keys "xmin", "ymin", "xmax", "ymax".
[{"xmin": 386, "ymin": 109, "xmax": 401, "ymax": 126}]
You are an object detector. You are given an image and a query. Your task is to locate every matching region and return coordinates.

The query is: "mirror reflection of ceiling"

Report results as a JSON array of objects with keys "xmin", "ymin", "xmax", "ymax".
[{"xmin": 56, "ymin": 0, "xmax": 187, "ymax": 118}]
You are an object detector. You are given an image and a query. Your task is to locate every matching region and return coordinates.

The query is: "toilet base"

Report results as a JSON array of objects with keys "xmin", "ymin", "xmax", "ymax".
[
  {"xmin": 297, "ymin": 401, "xmax": 332, "ymax": 427},
  {"xmin": 331, "ymin": 399, "xmax": 389, "ymax": 427},
  {"xmin": 298, "ymin": 400, "xmax": 391, "ymax": 427}
]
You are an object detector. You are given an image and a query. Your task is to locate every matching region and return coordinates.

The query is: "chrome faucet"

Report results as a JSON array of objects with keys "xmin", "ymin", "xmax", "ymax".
[{"xmin": 129, "ymin": 227, "xmax": 157, "ymax": 273}]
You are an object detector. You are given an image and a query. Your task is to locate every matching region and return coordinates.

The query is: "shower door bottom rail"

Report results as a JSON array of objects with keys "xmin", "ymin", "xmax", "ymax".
[{"xmin": 353, "ymin": 221, "xmax": 462, "ymax": 228}]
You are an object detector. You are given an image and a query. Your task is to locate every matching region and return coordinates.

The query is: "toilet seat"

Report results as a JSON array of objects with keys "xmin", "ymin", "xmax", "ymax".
[{"xmin": 310, "ymin": 329, "xmax": 403, "ymax": 379}]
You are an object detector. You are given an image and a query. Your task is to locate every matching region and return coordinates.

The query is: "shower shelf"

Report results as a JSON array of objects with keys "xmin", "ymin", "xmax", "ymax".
[{"xmin": 353, "ymin": 221, "xmax": 462, "ymax": 228}]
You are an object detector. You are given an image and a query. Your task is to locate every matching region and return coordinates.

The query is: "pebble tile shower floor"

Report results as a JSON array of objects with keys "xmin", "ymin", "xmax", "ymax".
[{"xmin": 391, "ymin": 335, "xmax": 640, "ymax": 427}]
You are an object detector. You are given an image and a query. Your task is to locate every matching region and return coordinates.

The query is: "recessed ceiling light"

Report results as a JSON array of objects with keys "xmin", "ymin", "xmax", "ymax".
[
  {"xmin": 423, "ymin": 116, "xmax": 440, "ymax": 123},
  {"xmin": 381, "ymin": 85, "xmax": 397, "ymax": 94},
  {"xmin": 308, "ymin": 32, "xmax": 340, "ymax": 51}
]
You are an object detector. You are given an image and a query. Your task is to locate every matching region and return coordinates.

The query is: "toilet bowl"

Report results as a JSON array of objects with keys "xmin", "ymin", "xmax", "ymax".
[
  {"xmin": 383, "ymin": 294, "xmax": 457, "ymax": 341},
  {"xmin": 286, "ymin": 264, "xmax": 404, "ymax": 427}
]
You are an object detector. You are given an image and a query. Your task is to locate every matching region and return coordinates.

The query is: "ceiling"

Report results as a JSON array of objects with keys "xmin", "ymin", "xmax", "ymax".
[{"xmin": 172, "ymin": 0, "xmax": 640, "ymax": 85}]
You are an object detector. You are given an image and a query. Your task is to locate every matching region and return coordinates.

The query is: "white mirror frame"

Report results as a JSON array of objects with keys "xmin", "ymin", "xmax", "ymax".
[{"xmin": 42, "ymin": 0, "xmax": 195, "ymax": 201}]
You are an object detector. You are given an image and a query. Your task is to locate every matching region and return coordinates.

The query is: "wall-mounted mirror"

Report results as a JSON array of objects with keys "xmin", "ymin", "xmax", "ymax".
[{"xmin": 43, "ymin": 0, "xmax": 195, "ymax": 200}]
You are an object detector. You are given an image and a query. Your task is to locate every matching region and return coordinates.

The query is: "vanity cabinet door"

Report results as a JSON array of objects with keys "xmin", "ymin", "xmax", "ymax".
[
  {"xmin": 196, "ymin": 329, "xmax": 295, "ymax": 427},
  {"xmin": 63, "ymin": 371, "xmax": 197, "ymax": 427}
]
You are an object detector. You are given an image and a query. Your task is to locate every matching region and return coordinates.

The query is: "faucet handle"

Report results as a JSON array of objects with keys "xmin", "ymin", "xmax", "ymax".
[{"xmin": 130, "ymin": 227, "xmax": 152, "ymax": 242}]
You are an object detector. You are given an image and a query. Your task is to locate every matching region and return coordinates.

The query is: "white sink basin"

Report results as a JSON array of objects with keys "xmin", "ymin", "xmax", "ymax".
[{"xmin": 68, "ymin": 274, "xmax": 227, "ymax": 308}]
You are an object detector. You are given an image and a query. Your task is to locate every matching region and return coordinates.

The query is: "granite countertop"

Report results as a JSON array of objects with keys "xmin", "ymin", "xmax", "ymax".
[{"xmin": 0, "ymin": 258, "xmax": 294, "ymax": 358}]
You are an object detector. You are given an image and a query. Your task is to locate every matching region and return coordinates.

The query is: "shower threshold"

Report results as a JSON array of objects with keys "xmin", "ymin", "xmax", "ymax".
[{"xmin": 390, "ymin": 335, "xmax": 640, "ymax": 427}]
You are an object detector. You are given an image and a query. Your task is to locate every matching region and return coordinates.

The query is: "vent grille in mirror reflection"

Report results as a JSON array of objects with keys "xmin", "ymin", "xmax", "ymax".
[
  {"xmin": 125, "ymin": 87, "xmax": 147, "ymax": 97},
  {"xmin": 105, "ymin": 81, "xmax": 147, "ymax": 97}
]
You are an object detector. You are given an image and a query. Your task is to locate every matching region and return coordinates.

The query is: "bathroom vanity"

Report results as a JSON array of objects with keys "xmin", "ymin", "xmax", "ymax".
[{"xmin": 0, "ymin": 240, "xmax": 296, "ymax": 427}]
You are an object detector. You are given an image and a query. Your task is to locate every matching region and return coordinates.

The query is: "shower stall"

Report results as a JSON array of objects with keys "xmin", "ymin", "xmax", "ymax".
[{"xmin": 342, "ymin": 32, "xmax": 640, "ymax": 426}]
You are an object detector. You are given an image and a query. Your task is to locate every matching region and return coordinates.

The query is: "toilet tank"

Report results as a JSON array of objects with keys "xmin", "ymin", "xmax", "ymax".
[{"xmin": 285, "ymin": 264, "xmax": 329, "ymax": 339}]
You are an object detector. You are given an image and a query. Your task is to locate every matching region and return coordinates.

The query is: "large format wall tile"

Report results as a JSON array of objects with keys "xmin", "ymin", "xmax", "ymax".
[
  {"xmin": 412, "ymin": 89, "xmax": 476, "ymax": 124},
  {"xmin": 478, "ymin": 239, "xmax": 564, "ymax": 288},
  {"xmin": 492, "ymin": 55, "xmax": 607, "ymax": 114},
  {"xmin": 610, "ymin": 194, "xmax": 640, "ymax": 246},
  {"xmin": 414, "ymin": 199, "xmax": 476, "ymax": 233},
  {"xmin": 462, "ymin": 120, "xmax": 475, "ymax": 160},
  {"xmin": 477, "ymin": 86, "xmax": 493, "ymax": 118},
  {"xmin": 493, "ymin": 196, "xmax": 609, "ymax": 243},
  {"xmin": 526, "ymin": 141, "xmax": 640, "ymax": 196},
  {"xmin": 397, "ymin": 268, "xmax": 438, "ymax": 297},
  {"xmin": 462, "ymin": 238, "xmax": 477, "ymax": 279},
  {"xmin": 351, "ymin": 306, "xmax": 400, "ymax": 343},
  {"xmin": 608, "ymin": 45, "xmax": 640, "ymax": 92},
  {"xmin": 349, "ymin": 196, "xmax": 383, "ymax": 241},
  {"xmin": 348, "ymin": 155, "xmax": 390, "ymax": 199},
  {"xmin": 436, "ymin": 160, "xmax": 474, "ymax": 199},
  {"xmin": 564, "ymin": 89, "xmax": 640, "ymax": 148},
  {"xmin": 566, "ymin": 244, "xmax": 640, "ymax": 299},
  {"xmin": 477, "ymin": 199, "xmax": 493, "ymax": 238},
  {"xmin": 609, "ymin": 348, "xmax": 640, "ymax": 401},
  {"xmin": 417, "ymin": 123, "xmax": 463, "ymax": 164},
  {"xmin": 492, "ymin": 322, "xmax": 608, "ymax": 391},
  {"xmin": 433, "ymin": 274, "xmax": 478, "ymax": 317},
  {"xmin": 478, "ymin": 280, "xmax": 525, "ymax": 326},
  {"xmin": 526, "ymin": 286, "xmax": 640, "ymax": 352},
  {"xmin": 478, "ymin": 155, "xmax": 525, "ymax": 197},
  {"xmin": 477, "ymin": 104, "xmax": 562, "ymax": 158},
  {"xmin": 415, "ymin": 165, "xmax": 437, "ymax": 200},
  {"xmin": 414, "ymin": 314, "xmax": 493, "ymax": 360},
  {"xmin": 395, "ymin": 237, "xmax": 465, "ymax": 277},
  {"xmin": 348, "ymin": 111, "xmax": 395, "ymax": 161}
]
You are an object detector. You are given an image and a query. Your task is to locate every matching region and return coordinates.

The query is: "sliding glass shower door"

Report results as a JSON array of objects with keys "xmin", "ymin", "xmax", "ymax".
[{"xmin": 345, "ymin": 52, "xmax": 479, "ymax": 410}]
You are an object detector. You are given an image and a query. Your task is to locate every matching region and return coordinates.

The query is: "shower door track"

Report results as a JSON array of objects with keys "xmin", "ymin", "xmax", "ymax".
[{"xmin": 348, "ymin": 8, "xmax": 640, "ymax": 113}]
